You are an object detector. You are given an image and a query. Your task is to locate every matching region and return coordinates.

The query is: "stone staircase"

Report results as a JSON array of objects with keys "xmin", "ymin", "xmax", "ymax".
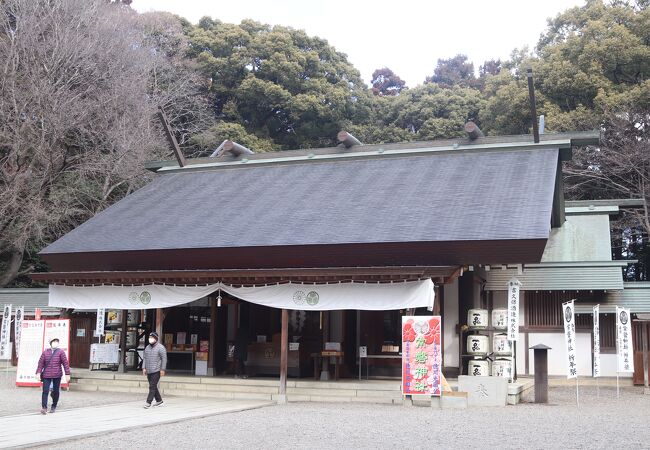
[{"xmin": 70, "ymin": 371, "xmax": 405, "ymax": 404}]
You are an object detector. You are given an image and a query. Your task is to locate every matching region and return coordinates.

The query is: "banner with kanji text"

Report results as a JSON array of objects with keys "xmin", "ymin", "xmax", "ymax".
[{"xmin": 402, "ymin": 316, "xmax": 441, "ymax": 396}]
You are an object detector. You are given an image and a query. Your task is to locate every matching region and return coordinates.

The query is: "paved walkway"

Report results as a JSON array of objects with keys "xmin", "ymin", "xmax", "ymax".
[{"xmin": 0, "ymin": 398, "xmax": 274, "ymax": 449}]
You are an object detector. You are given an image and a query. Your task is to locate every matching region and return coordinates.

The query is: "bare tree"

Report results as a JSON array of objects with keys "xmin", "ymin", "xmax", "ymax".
[
  {"xmin": 0, "ymin": 0, "xmax": 207, "ymax": 286},
  {"xmin": 564, "ymin": 105, "xmax": 650, "ymax": 233}
]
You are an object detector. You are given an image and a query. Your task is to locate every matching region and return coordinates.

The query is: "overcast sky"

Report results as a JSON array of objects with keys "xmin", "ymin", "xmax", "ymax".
[{"xmin": 132, "ymin": 0, "xmax": 585, "ymax": 87}]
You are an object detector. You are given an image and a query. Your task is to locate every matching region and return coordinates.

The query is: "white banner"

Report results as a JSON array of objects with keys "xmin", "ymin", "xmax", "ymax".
[
  {"xmin": 16, "ymin": 320, "xmax": 45, "ymax": 386},
  {"xmin": 0, "ymin": 304, "xmax": 12, "ymax": 360},
  {"xmin": 563, "ymin": 300, "xmax": 577, "ymax": 379},
  {"xmin": 49, "ymin": 279, "xmax": 435, "ymax": 311},
  {"xmin": 95, "ymin": 308, "xmax": 105, "ymax": 337},
  {"xmin": 507, "ymin": 278, "xmax": 520, "ymax": 341},
  {"xmin": 616, "ymin": 307, "xmax": 634, "ymax": 373},
  {"xmin": 14, "ymin": 306, "xmax": 24, "ymax": 356},
  {"xmin": 593, "ymin": 304, "xmax": 600, "ymax": 378}
]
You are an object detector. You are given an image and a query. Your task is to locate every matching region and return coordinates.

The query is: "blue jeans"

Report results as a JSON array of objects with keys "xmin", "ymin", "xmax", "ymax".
[{"xmin": 42, "ymin": 377, "xmax": 61, "ymax": 409}]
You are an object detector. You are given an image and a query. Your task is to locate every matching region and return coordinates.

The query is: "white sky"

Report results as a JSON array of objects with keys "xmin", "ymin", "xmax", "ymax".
[{"xmin": 132, "ymin": 0, "xmax": 585, "ymax": 87}]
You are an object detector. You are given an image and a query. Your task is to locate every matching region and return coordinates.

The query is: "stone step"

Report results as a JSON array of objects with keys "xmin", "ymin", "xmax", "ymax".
[{"xmin": 71, "ymin": 374, "xmax": 405, "ymax": 404}]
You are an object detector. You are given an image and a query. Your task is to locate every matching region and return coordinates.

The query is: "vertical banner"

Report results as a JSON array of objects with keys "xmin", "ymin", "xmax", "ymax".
[
  {"xmin": 0, "ymin": 304, "xmax": 12, "ymax": 360},
  {"xmin": 563, "ymin": 300, "xmax": 577, "ymax": 379},
  {"xmin": 402, "ymin": 316, "xmax": 442, "ymax": 396},
  {"xmin": 616, "ymin": 307, "xmax": 634, "ymax": 373},
  {"xmin": 16, "ymin": 320, "xmax": 45, "ymax": 386},
  {"xmin": 507, "ymin": 278, "xmax": 520, "ymax": 341},
  {"xmin": 95, "ymin": 308, "xmax": 105, "ymax": 337},
  {"xmin": 14, "ymin": 306, "xmax": 24, "ymax": 356},
  {"xmin": 593, "ymin": 305, "xmax": 600, "ymax": 377}
]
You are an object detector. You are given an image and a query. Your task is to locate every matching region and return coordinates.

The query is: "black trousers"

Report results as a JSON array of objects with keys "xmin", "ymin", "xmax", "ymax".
[
  {"xmin": 146, "ymin": 371, "xmax": 162, "ymax": 404},
  {"xmin": 42, "ymin": 377, "xmax": 61, "ymax": 409}
]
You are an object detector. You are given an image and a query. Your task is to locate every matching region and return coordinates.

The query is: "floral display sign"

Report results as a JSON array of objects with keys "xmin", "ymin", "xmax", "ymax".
[{"xmin": 402, "ymin": 316, "xmax": 442, "ymax": 396}]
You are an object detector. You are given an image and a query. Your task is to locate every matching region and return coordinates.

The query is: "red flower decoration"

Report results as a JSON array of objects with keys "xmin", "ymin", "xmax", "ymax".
[
  {"xmin": 423, "ymin": 318, "xmax": 441, "ymax": 345},
  {"xmin": 402, "ymin": 326, "xmax": 416, "ymax": 342}
]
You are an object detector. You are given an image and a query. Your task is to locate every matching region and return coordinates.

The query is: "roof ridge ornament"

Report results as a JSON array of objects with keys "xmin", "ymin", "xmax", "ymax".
[
  {"xmin": 337, "ymin": 131, "xmax": 362, "ymax": 148},
  {"xmin": 464, "ymin": 121, "xmax": 483, "ymax": 140}
]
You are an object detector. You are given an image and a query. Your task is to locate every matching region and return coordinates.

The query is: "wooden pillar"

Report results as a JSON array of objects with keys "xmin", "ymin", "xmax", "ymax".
[
  {"xmin": 155, "ymin": 308, "xmax": 164, "ymax": 337},
  {"xmin": 278, "ymin": 309, "xmax": 289, "ymax": 404},
  {"xmin": 643, "ymin": 322, "xmax": 649, "ymax": 393},
  {"xmin": 120, "ymin": 309, "xmax": 127, "ymax": 373},
  {"xmin": 320, "ymin": 311, "xmax": 330, "ymax": 380},
  {"xmin": 208, "ymin": 297, "xmax": 217, "ymax": 376}
]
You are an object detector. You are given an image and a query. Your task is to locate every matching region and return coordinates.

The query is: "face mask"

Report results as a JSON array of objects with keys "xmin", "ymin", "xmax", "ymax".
[
  {"xmin": 149, "ymin": 338, "xmax": 156, "ymax": 345},
  {"xmin": 51, "ymin": 342, "xmax": 59, "ymax": 349}
]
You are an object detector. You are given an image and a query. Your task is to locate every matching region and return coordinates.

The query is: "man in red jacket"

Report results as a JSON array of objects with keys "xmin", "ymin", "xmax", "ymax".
[{"xmin": 36, "ymin": 338, "xmax": 71, "ymax": 414}]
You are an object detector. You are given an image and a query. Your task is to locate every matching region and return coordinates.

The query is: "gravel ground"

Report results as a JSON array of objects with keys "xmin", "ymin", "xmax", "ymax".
[
  {"xmin": 30, "ymin": 385, "xmax": 650, "ymax": 450},
  {"xmin": 0, "ymin": 371, "xmax": 139, "ymax": 417}
]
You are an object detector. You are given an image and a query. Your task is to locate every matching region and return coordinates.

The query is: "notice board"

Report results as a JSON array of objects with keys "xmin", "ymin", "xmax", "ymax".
[{"xmin": 16, "ymin": 319, "xmax": 70, "ymax": 388}]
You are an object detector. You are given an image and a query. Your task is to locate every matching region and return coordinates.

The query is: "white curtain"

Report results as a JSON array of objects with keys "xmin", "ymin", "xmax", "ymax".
[{"xmin": 49, "ymin": 279, "xmax": 435, "ymax": 311}]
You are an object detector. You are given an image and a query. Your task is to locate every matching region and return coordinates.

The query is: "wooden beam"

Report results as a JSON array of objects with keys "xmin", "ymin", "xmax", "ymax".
[
  {"xmin": 31, "ymin": 266, "xmax": 459, "ymax": 285},
  {"xmin": 120, "ymin": 309, "xmax": 128, "ymax": 373},
  {"xmin": 527, "ymin": 68, "xmax": 540, "ymax": 144},
  {"xmin": 278, "ymin": 309, "xmax": 289, "ymax": 404},
  {"xmin": 157, "ymin": 106, "xmax": 186, "ymax": 168},
  {"xmin": 551, "ymin": 154, "xmax": 566, "ymax": 228}
]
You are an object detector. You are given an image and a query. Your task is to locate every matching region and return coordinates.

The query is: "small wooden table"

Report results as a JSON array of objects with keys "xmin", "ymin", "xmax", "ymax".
[{"xmin": 311, "ymin": 351, "xmax": 344, "ymax": 381}]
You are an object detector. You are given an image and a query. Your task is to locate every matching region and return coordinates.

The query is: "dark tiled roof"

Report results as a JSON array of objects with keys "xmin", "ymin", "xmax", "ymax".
[{"xmin": 42, "ymin": 147, "xmax": 558, "ymax": 255}]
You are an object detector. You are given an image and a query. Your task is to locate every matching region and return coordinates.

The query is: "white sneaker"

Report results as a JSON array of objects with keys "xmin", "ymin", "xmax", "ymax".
[
  {"xmin": 144, "ymin": 403, "xmax": 151, "ymax": 409},
  {"xmin": 153, "ymin": 400, "xmax": 164, "ymax": 407}
]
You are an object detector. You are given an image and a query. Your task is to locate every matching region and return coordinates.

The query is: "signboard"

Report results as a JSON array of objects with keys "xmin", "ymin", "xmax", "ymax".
[
  {"xmin": 89, "ymin": 343, "xmax": 120, "ymax": 364},
  {"xmin": 616, "ymin": 306, "xmax": 634, "ymax": 373},
  {"xmin": 402, "ymin": 316, "xmax": 442, "ymax": 396},
  {"xmin": 507, "ymin": 278, "xmax": 520, "ymax": 341},
  {"xmin": 16, "ymin": 319, "xmax": 70, "ymax": 388},
  {"xmin": 593, "ymin": 305, "xmax": 600, "ymax": 378},
  {"xmin": 14, "ymin": 306, "xmax": 24, "ymax": 355},
  {"xmin": 563, "ymin": 300, "xmax": 577, "ymax": 379},
  {"xmin": 359, "ymin": 346, "xmax": 368, "ymax": 358},
  {"xmin": 0, "ymin": 304, "xmax": 12, "ymax": 360},
  {"xmin": 43, "ymin": 319, "xmax": 71, "ymax": 388},
  {"xmin": 95, "ymin": 308, "xmax": 105, "ymax": 337},
  {"xmin": 16, "ymin": 320, "xmax": 45, "ymax": 387},
  {"xmin": 104, "ymin": 330, "xmax": 120, "ymax": 345}
]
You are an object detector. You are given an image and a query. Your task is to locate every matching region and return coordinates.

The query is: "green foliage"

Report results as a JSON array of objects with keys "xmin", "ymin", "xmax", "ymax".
[
  {"xmin": 425, "ymin": 55, "xmax": 477, "ymax": 88},
  {"xmin": 186, "ymin": 20, "xmax": 371, "ymax": 149}
]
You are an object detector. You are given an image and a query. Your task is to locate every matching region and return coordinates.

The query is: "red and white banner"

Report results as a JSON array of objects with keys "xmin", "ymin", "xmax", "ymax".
[
  {"xmin": 402, "ymin": 316, "xmax": 442, "ymax": 396},
  {"xmin": 16, "ymin": 319, "xmax": 71, "ymax": 388}
]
